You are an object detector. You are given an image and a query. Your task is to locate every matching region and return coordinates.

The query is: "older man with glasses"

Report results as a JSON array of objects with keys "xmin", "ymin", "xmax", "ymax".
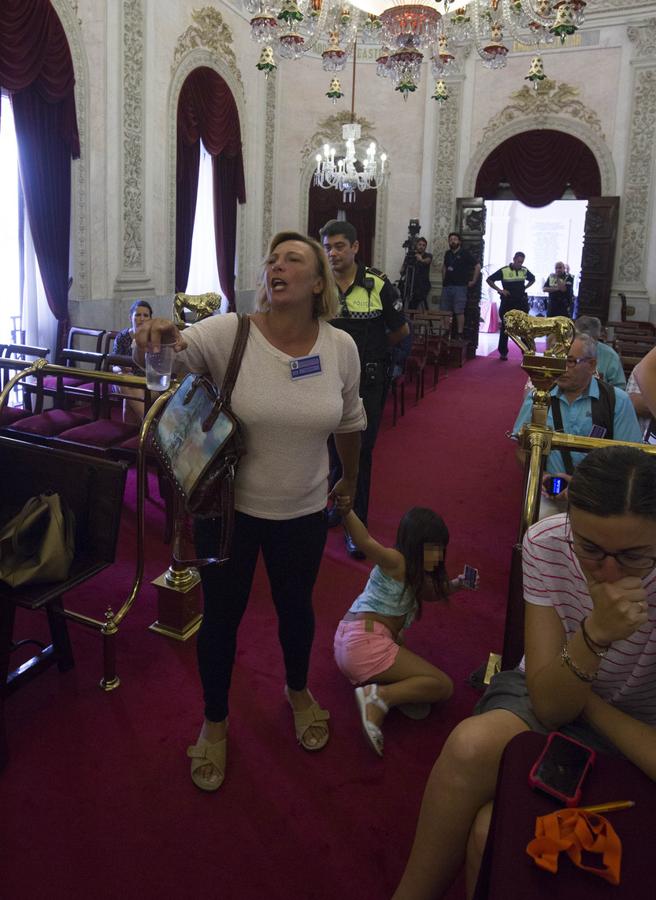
[{"xmin": 512, "ymin": 333, "xmax": 643, "ymax": 504}]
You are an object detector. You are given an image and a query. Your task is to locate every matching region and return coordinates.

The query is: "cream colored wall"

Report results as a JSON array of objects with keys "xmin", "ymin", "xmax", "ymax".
[{"xmin": 54, "ymin": 0, "xmax": 656, "ymax": 323}]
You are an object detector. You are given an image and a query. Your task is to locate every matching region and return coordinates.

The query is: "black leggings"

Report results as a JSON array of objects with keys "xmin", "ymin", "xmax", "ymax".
[{"xmin": 193, "ymin": 510, "xmax": 328, "ymax": 722}]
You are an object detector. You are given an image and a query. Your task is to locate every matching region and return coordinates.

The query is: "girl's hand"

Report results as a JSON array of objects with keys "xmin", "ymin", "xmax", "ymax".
[
  {"xmin": 330, "ymin": 477, "xmax": 356, "ymax": 515},
  {"xmin": 133, "ymin": 317, "xmax": 187, "ymax": 353},
  {"xmin": 586, "ymin": 576, "xmax": 648, "ymax": 646},
  {"xmin": 451, "ymin": 569, "xmax": 480, "ymax": 591}
]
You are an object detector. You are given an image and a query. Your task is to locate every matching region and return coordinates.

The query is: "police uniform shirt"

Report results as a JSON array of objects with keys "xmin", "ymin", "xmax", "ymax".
[
  {"xmin": 331, "ymin": 262, "xmax": 406, "ymax": 364},
  {"xmin": 489, "ymin": 264, "xmax": 536, "ymax": 302},
  {"xmin": 443, "ymin": 248, "xmax": 475, "ymax": 287}
]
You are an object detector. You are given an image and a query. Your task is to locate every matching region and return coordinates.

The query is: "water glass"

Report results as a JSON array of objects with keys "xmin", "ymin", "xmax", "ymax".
[{"xmin": 145, "ymin": 345, "xmax": 174, "ymax": 391}]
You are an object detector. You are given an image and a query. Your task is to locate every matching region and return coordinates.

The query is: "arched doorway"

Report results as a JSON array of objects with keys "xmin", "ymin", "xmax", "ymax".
[{"xmin": 458, "ymin": 129, "xmax": 617, "ymax": 349}]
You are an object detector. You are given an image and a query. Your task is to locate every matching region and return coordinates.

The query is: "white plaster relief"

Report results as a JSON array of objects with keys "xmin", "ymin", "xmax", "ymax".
[
  {"xmin": 262, "ymin": 73, "xmax": 276, "ymax": 258},
  {"xmin": 51, "ymin": 0, "xmax": 90, "ymax": 299},
  {"xmin": 121, "ymin": 0, "xmax": 145, "ymax": 272},
  {"xmin": 431, "ymin": 80, "xmax": 463, "ymax": 261},
  {"xmin": 172, "ymin": 6, "xmax": 243, "ymax": 87},
  {"xmin": 616, "ymin": 64, "xmax": 656, "ymax": 284}
]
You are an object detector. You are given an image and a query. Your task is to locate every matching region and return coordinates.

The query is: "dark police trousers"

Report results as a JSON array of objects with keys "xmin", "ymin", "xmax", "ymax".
[
  {"xmin": 329, "ymin": 366, "xmax": 386, "ymax": 527},
  {"xmin": 498, "ymin": 296, "xmax": 529, "ymax": 356}
]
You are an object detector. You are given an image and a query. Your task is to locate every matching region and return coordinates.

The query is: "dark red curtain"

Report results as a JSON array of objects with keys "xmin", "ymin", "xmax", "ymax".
[
  {"xmin": 475, "ymin": 130, "xmax": 601, "ymax": 208},
  {"xmin": 307, "ymin": 182, "xmax": 377, "ymax": 267},
  {"xmin": 0, "ymin": 0, "xmax": 80, "ymax": 352},
  {"xmin": 176, "ymin": 67, "xmax": 245, "ymax": 309}
]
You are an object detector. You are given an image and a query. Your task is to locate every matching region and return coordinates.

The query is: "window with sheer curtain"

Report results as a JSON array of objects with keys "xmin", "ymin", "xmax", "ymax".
[
  {"xmin": 0, "ymin": 92, "xmax": 55, "ymax": 351},
  {"xmin": 185, "ymin": 139, "xmax": 228, "ymax": 312}
]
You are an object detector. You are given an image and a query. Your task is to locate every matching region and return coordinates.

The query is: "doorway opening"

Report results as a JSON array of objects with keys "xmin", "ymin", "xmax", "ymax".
[{"xmin": 476, "ymin": 198, "xmax": 588, "ymax": 355}]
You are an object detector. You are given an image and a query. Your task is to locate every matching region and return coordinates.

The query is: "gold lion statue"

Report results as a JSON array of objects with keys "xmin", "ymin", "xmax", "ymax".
[
  {"xmin": 503, "ymin": 310, "xmax": 574, "ymax": 358},
  {"xmin": 173, "ymin": 292, "xmax": 222, "ymax": 330}
]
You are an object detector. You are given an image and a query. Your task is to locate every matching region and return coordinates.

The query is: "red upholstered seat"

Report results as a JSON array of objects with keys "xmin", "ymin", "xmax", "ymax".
[
  {"xmin": 55, "ymin": 419, "xmax": 138, "ymax": 450},
  {"xmin": 0, "ymin": 406, "xmax": 31, "ymax": 426},
  {"xmin": 7, "ymin": 407, "xmax": 93, "ymax": 437}
]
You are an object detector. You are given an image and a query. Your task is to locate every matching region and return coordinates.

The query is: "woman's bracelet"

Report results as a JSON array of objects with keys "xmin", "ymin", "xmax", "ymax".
[
  {"xmin": 560, "ymin": 643, "xmax": 596, "ymax": 683},
  {"xmin": 580, "ymin": 617, "xmax": 610, "ymax": 657}
]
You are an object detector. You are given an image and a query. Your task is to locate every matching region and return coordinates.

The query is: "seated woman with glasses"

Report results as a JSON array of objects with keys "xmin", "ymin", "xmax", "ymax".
[{"xmin": 393, "ymin": 445, "xmax": 656, "ymax": 900}]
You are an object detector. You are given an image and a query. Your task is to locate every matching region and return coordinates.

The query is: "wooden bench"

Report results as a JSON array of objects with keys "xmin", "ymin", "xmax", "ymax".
[{"xmin": 0, "ymin": 437, "xmax": 128, "ymax": 770}]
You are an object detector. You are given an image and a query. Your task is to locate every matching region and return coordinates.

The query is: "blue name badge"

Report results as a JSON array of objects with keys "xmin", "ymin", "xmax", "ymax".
[{"xmin": 290, "ymin": 354, "xmax": 322, "ymax": 380}]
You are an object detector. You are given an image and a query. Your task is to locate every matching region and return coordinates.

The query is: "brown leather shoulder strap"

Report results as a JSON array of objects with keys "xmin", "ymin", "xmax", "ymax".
[{"xmin": 220, "ymin": 314, "xmax": 250, "ymax": 404}]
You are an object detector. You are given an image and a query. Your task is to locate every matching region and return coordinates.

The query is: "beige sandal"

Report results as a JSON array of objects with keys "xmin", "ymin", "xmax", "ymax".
[
  {"xmin": 285, "ymin": 687, "xmax": 330, "ymax": 751},
  {"xmin": 187, "ymin": 737, "xmax": 227, "ymax": 792}
]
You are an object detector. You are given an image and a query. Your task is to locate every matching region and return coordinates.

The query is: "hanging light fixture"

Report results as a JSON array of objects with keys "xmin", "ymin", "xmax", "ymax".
[
  {"xmin": 314, "ymin": 43, "xmax": 388, "ymax": 201},
  {"xmin": 245, "ymin": 1, "xmax": 587, "ymax": 98}
]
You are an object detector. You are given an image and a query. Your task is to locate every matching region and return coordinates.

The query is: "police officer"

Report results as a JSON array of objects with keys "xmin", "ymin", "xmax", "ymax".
[
  {"xmin": 486, "ymin": 251, "xmax": 536, "ymax": 360},
  {"xmin": 321, "ymin": 219, "xmax": 409, "ymax": 558}
]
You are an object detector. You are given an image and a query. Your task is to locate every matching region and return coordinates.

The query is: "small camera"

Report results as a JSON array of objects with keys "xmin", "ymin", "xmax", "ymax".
[{"xmin": 408, "ymin": 218, "xmax": 421, "ymax": 236}]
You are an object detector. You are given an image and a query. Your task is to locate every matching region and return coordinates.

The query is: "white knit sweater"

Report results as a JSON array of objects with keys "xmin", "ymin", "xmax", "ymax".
[{"xmin": 176, "ymin": 313, "xmax": 366, "ymax": 520}]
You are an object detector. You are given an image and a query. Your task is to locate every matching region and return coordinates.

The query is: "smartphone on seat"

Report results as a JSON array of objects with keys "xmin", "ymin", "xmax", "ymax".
[{"xmin": 528, "ymin": 732, "xmax": 596, "ymax": 807}]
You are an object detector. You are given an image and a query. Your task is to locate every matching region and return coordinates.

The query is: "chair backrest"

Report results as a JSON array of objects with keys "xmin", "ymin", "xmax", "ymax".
[
  {"xmin": 101, "ymin": 330, "xmax": 120, "ymax": 355},
  {"xmin": 0, "ymin": 436, "xmax": 128, "ymax": 568},
  {"xmin": 62, "ymin": 326, "xmax": 106, "ymax": 357}
]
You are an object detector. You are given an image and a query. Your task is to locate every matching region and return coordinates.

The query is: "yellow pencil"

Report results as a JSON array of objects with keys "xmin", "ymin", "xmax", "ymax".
[{"xmin": 579, "ymin": 800, "xmax": 635, "ymax": 814}]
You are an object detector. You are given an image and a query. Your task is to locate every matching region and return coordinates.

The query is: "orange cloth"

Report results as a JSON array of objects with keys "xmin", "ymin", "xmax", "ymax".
[{"xmin": 526, "ymin": 809, "xmax": 622, "ymax": 885}]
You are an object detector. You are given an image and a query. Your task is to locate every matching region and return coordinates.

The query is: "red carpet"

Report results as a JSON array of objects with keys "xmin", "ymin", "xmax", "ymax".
[{"xmin": 1, "ymin": 347, "xmax": 526, "ymax": 900}]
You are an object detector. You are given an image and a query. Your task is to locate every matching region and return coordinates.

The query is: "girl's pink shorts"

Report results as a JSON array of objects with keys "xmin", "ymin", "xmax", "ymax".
[{"xmin": 333, "ymin": 618, "xmax": 400, "ymax": 685}]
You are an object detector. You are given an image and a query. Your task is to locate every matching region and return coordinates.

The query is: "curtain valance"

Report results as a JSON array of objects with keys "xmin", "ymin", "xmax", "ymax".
[{"xmin": 475, "ymin": 130, "xmax": 601, "ymax": 207}]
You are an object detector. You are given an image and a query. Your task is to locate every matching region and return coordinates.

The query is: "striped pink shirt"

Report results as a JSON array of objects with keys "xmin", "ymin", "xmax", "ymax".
[{"xmin": 523, "ymin": 513, "xmax": 656, "ymax": 726}]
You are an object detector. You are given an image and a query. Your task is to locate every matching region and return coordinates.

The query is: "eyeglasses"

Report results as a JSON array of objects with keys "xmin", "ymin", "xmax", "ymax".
[
  {"xmin": 567, "ymin": 539, "xmax": 656, "ymax": 571},
  {"xmin": 565, "ymin": 356, "xmax": 593, "ymax": 367}
]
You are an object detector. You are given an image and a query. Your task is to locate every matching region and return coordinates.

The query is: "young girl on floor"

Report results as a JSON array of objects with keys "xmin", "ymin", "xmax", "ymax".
[{"xmin": 333, "ymin": 506, "xmax": 478, "ymax": 756}]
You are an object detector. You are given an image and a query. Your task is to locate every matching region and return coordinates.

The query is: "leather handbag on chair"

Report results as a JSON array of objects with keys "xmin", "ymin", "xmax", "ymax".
[
  {"xmin": 152, "ymin": 314, "xmax": 250, "ymax": 561},
  {"xmin": 0, "ymin": 493, "xmax": 75, "ymax": 587}
]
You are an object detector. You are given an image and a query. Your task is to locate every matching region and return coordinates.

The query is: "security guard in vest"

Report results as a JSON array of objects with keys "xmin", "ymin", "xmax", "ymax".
[
  {"xmin": 321, "ymin": 219, "xmax": 409, "ymax": 558},
  {"xmin": 487, "ymin": 251, "xmax": 536, "ymax": 360}
]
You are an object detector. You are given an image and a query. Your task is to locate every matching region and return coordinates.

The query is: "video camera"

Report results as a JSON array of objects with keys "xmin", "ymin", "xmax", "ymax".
[{"xmin": 402, "ymin": 219, "xmax": 422, "ymax": 256}]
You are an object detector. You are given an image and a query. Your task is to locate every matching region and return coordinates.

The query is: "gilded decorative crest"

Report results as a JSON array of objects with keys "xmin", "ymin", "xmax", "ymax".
[{"xmin": 172, "ymin": 7, "xmax": 240, "ymax": 83}]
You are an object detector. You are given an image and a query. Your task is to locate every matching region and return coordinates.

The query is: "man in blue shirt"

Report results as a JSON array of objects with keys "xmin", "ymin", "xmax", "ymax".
[
  {"xmin": 513, "ymin": 334, "xmax": 643, "ymax": 498},
  {"xmin": 575, "ymin": 315, "xmax": 626, "ymax": 389}
]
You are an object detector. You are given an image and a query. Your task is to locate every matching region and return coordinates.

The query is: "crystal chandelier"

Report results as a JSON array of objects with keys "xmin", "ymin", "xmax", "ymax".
[
  {"xmin": 314, "ymin": 46, "xmax": 388, "ymax": 201},
  {"xmin": 246, "ymin": 1, "xmax": 587, "ymax": 100}
]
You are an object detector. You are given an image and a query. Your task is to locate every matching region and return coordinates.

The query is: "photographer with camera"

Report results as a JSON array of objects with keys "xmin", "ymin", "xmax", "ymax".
[
  {"xmin": 321, "ymin": 219, "xmax": 409, "ymax": 558},
  {"xmin": 399, "ymin": 221, "xmax": 433, "ymax": 311}
]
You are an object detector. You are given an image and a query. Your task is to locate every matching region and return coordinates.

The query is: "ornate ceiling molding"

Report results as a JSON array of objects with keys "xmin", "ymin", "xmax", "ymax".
[
  {"xmin": 628, "ymin": 18, "xmax": 656, "ymax": 58},
  {"xmin": 479, "ymin": 80, "xmax": 604, "ymax": 147},
  {"xmin": 172, "ymin": 6, "xmax": 242, "ymax": 87}
]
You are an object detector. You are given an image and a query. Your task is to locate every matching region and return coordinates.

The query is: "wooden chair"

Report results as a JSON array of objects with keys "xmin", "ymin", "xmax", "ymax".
[
  {"xmin": 0, "ymin": 437, "xmax": 128, "ymax": 770},
  {"xmin": 616, "ymin": 335, "xmax": 656, "ymax": 378},
  {"xmin": 0, "ymin": 345, "xmax": 49, "ymax": 423}
]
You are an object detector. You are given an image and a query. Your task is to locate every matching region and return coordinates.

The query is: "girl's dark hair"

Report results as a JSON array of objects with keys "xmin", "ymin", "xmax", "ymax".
[
  {"xmin": 395, "ymin": 507, "xmax": 450, "ymax": 618},
  {"xmin": 568, "ymin": 446, "xmax": 656, "ymax": 520},
  {"xmin": 130, "ymin": 299, "xmax": 153, "ymax": 316}
]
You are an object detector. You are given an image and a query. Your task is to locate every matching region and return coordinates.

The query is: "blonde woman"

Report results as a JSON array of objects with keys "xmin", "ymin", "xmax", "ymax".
[{"xmin": 134, "ymin": 232, "xmax": 365, "ymax": 791}]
